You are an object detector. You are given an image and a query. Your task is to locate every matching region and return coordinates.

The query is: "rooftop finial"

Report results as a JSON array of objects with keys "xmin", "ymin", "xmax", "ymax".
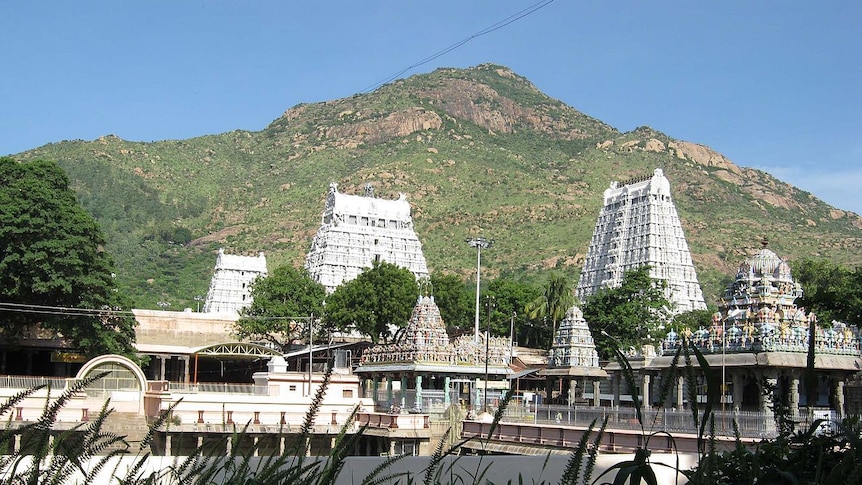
[{"xmin": 761, "ymin": 236, "xmax": 769, "ymax": 249}]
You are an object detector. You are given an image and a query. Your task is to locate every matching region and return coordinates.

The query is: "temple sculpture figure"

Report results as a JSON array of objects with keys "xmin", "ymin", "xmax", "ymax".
[
  {"xmin": 202, "ymin": 248, "xmax": 268, "ymax": 314},
  {"xmin": 305, "ymin": 183, "xmax": 429, "ymax": 293},
  {"xmin": 354, "ymin": 295, "xmax": 511, "ymax": 414},
  {"xmin": 576, "ymin": 168, "xmax": 706, "ymax": 313},
  {"xmin": 538, "ymin": 306, "xmax": 607, "ymax": 405}
]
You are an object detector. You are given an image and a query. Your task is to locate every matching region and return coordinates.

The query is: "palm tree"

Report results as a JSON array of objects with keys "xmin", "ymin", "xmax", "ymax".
[{"xmin": 525, "ymin": 272, "xmax": 576, "ymax": 342}]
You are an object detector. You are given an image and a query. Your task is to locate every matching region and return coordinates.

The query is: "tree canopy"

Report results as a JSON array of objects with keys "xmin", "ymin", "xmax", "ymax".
[
  {"xmin": 324, "ymin": 261, "xmax": 419, "ymax": 343},
  {"xmin": 582, "ymin": 265, "xmax": 671, "ymax": 360},
  {"xmin": 429, "ymin": 273, "xmax": 472, "ymax": 335},
  {"xmin": 486, "ymin": 278, "xmax": 542, "ymax": 344},
  {"xmin": 0, "ymin": 157, "xmax": 136, "ymax": 358},
  {"xmin": 235, "ymin": 265, "xmax": 326, "ymax": 351},
  {"xmin": 791, "ymin": 258, "xmax": 862, "ymax": 325},
  {"xmin": 525, "ymin": 272, "xmax": 575, "ymax": 345}
]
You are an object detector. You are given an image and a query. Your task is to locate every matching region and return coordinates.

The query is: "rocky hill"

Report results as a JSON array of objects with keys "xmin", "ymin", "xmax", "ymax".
[{"xmin": 14, "ymin": 64, "xmax": 862, "ymax": 309}]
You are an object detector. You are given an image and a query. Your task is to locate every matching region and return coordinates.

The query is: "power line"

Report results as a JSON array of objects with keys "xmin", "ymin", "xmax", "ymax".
[{"xmin": 360, "ymin": 0, "xmax": 555, "ymax": 93}]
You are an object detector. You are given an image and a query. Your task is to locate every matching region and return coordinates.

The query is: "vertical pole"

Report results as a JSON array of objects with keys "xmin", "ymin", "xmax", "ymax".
[
  {"xmin": 308, "ymin": 314, "xmax": 313, "ymax": 396},
  {"xmin": 474, "ymin": 245, "xmax": 481, "ymax": 342}
]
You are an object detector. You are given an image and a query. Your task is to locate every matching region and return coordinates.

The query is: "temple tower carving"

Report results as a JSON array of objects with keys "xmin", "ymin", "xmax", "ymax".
[
  {"xmin": 576, "ymin": 168, "xmax": 706, "ymax": 313},
  {"xmin": 202, "ymin": 248, "xmax": 268, "ymax": 314},
  {"xmin": 305, "ymin": 183, "xmax": 429, "ymax": 293}
]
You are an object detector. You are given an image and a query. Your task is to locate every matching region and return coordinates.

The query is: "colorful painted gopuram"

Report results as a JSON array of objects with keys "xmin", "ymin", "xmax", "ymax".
[
  {"xmin": 354, "ymin": 295, "xmax": 511, "ymax": 413},
  {"xmin": 637, "ymin": 241, "xmax": 862, "ymax": 428}
]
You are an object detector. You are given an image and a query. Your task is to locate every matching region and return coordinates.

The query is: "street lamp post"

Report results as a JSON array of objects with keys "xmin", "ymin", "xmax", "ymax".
[
  {"xmin": 194, "ymin": 295, "xmax": 203, "ymax": 312},
  {"xmin": 157, "ymin": 301, "xmax": 170, "ymax": 311},
  {"xmin": 484, "ymin": 295, "xmax": 494, "ymax": 413},
  {"xmin": 466, "ymin": 237, "xmax": 493, "ymax": 342}
]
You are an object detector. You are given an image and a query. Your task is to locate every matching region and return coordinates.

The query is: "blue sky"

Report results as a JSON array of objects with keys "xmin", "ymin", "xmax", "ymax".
[{"xmin": 2, "ymin": 1, "xmax": 860, "ymax": 215}]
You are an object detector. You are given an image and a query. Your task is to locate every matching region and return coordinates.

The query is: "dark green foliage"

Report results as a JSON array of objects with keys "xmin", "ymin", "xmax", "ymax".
[
  {"xmin": 792, "ymin": 257, "xmax": 862, "ymax": 325},
  {"xmin": 429, "ymin": 273, "xmax": 473, "ymax": 334},
  {"xmin": 235, "ymin": 265, "xmax": 326, "ymax": 350},
  {"xmin": 525, "ymin": 273, "xmax": 575, "ymax": 346},
  {"xmin": 582, "ymin": 265, "xmax": 672, "ymax": 360},
  {"xmin": 324, "ymin": 261, "xmax": 419, "ymax": 343},
  {"xmin": 0, "ymin": 157, "xmax": 136, "ymax": 358},
  {"xmin": 486, "ymin": 277, "xmax": 542, "ymax": 340}
]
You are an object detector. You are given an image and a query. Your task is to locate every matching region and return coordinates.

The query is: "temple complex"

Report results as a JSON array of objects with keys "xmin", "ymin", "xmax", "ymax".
[
  {"xmin": 576, "ymin": 169, "xmax": 706, "ymax": 313},
  {"xmin": 538, "ymin": 306, "xmax": 607, "ymax": 405},
  {"xmin": 354, "ymin": 295, "xmax": 511, "ymax": 414},
  {"xmin": 202, "ymin": 248, "xmax": 268, "ymax": 314},
  {"xmin": 305, "ymin": 183, "xmax": 429, "ymax": 293},
  {"xmin": 632, "ymin": 242, "xmax": 862, "ymax": 428}
]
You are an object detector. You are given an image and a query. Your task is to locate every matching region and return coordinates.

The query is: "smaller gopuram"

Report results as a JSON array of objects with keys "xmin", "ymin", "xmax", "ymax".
[
  {"xmin": 538, "ymin": 306, "xmax": 607, "ymax": 405},
  {"xmin": 202, "ymin": 249, "xmax": 268, "ymax": 314},
  {"xmin": 648, "ymin": 240, "xmax": 861, "ymax": 428},
  {"xmin": 305, "ymin": 183, "xmax": 429, "ymax": 293},
  {"xmin": 354, "ymin": 295, "xmax": 511, "ymax": 414}
]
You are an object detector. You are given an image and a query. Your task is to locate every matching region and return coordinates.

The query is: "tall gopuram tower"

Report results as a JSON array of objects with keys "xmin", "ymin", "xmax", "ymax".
[
  {"xmin": 202, "ymin": 248, "xmax": 268, "ymax": 314},
  {"xmin": 576, "ymin": 168, "xmax": 706, "ymax": 313},
  {"xmin": 305, "ymin": 183, "xmax": 429, "ymax": 293}
]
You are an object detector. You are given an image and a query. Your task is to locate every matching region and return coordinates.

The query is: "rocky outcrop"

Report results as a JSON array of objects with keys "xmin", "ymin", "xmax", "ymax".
[
  {"xmin": 669, "ymin": 140, "xmax": 741, "ymax": 173},
  {"xmin": 324, "ymin": 107, "xmax": 443, "ymax": 147},
  {"xmin": 419, "ymin": 79, "xmax": 591, "ymax": 140}
]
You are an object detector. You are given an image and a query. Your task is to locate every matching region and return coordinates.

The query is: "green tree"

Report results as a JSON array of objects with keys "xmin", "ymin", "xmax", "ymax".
[
  {"xmin": 0, "ymin": 157, "xmax": 136, "ymax": 358},
  {"xmin": 486, "ymin": 278, "xmax": 541, "ymax": 341},
  {"xmin": 324, "ymin": 261, "xmax": 419, "ymax": 343},
  {"xmin": 792, "ymin": 258, "xmax": 862, "ymax": 325},
  {"xmin": 582, "ymin": 265, "xmax": 671, "ymax": 360},
  {"xmin": 525, "ymin": 272, "xmax": 575, "ymax": 344},
  {"xmin": 235, "ymin": 265, "xmax": 326, "ymax": 351},
  {"xmin": 671, "ymin": 308, "xmax": 716, "ymax": 333},
  {"xmin": 429, "ymin": 273, "xmax": 472, "ymax": 335}
]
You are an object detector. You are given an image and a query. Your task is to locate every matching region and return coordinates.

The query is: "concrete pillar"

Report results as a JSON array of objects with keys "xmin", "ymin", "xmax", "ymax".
[
  {"xmin": 279, "ymin": 436, "xmax": 285, "ymax": 455},
  {"xmin": 676, "ymin": 376, "xmax": 684, "ymax": 409},
  {"xmin": 160, "ymin": 357, "xmax": 166, "ymax": 381},
  {"xmin": 386, "ymin": 375, "xmax": 393, "ymax": 407},
  {"xmin": 183, "ymin": 356, "xmax": 190, "ymax": 383},
  {"xmin": 642, "ymin": 374, "xmax": 651, "ymax": 408},
  {"xmin": 226, "ymin": 435, "xmax": 232, "ymax": 455},
  {"xmin": 389, "ymin": 439, "xmax": 396, "ymax": 457},
  {"xmin": 253, "ymin": 437, "xmax": 259, "ymax": 457},
  {"xmin": 197, "ymin": 436, "xmax": 203, "ymax": 449},
  {"xmin": 372, "ymin": 375, "xmax": 379, "ymax": 404},
  {"xmin": 761, "ymin": 375, "xmax": 777, "ymax": 433},
  {"xmin": 836, "ymin": 380, "xmax": 846, "ymax": 419},
  {"xmin": 400, "ymin": 375, "xmax": 408, "ymax": 408},
  {"xmin": 732, "ymin": 373, "xmax": 744, "ymax": 412},
  {"xmin": 415, "ymin": 375, "xmax": 423, "ymax": 411},
  {"xmin": 592, "ymin": 380, "xmax": 601, "ymax": 406},
  {"xmin": 165, "ymin": 434, "xmax": 172, "ymax": 456},
  {"xmin": 444, "ymin": 376, "xmax": 451, "ymax": 407},
  {"xmin": 612, "ymin": 373, "xmax": 622, "ymax": 407},
  {"xmin": 790, "ymin": 376, "xmax": 800, "ymax": 419}
]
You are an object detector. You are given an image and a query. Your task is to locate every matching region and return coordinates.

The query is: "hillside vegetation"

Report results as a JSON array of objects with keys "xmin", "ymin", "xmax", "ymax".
[{"xmin": 14, "ymin": 64, "xmax": 862, "ymax": 310}]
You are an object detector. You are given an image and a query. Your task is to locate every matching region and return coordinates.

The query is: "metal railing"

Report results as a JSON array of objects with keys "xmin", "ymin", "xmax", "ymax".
[
  {"xmin": 0, "ymin": 375, "xmax": 70, "ymax": 390},
  {"xmin": 499, "ymin": 404, "xmax": 837, "ymax": 439},
  {"xmin": 168, "ymin": 382, "xmax": 269, "ymax": 395}
]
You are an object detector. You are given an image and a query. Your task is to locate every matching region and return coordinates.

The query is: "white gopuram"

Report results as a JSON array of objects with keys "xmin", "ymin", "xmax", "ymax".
[
  {"xmin": 202, "ymin": 249, "xmax": 268, "ymax": 314},
  {"xmin": 305, "ymin": 183, "xmax": 429, "ymax": 293},
  {"xmin": 576, "ymin": 168, "xmax": 706, "ymax": 313}
]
